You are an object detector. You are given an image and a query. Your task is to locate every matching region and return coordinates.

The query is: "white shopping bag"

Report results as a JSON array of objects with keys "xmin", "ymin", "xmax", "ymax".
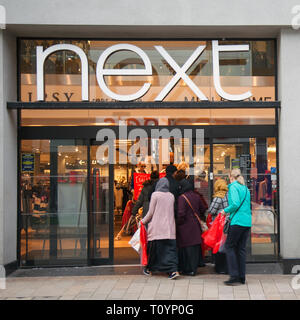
[{"xmin": 129, "ymin": 228, "xmax": 140, "ymax": 253}]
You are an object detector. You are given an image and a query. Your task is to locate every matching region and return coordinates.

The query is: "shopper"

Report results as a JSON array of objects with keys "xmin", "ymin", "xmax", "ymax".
[
  {"xmin": 141, "ymin": 178, "xmax": 179, "ymax": 280},
  {"xmin": 207, "ymin": 178, "xmax": 229, "ymax": 274},
  {"xmin": 177, "ymin": 179, "xmax": 206, "ymax": 276},
  {"xmin": 132, "ymin": 171, "xmax": 159, "ymax": 218},
  {"xmin": 220, "ymin": 169, "xmax": 252, "ymax": 286},
  {"xmin": 165, "ymin": 164, "xmax": 181, "ymax": 218}
]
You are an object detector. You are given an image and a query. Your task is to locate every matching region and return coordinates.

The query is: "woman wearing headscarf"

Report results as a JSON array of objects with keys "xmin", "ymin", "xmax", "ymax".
[
  {"xmin": 207, "ymin": 178, "xmax": 229, "ymax": 274},
  {"xmin": 141, "ymin": 177, "xmax": 179, "ymax": 280},
  {"xmin": 176, "ymin": 179, "xmax": 206, "ymax": 276}
]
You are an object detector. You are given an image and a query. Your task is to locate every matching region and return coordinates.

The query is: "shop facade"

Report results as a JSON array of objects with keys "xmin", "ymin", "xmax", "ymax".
[{"xmin": 0, "ymin": 1, "xmax": 300, "ymax": 274}]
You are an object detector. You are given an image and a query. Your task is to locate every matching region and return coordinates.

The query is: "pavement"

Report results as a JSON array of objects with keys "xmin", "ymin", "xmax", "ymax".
[{"xmin": 0, "ymin": 263, "xmax": 299, "ymax": 300}]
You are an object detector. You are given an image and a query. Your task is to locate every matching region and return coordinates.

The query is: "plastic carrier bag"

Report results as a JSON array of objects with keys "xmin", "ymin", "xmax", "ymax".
[
  {"xmin": 202, "ymin": 213, "xmax": 227, "ymax": 254},
  {"xmin": 129, "ymin": 227, "xmax": 140, "ymax": 253}
]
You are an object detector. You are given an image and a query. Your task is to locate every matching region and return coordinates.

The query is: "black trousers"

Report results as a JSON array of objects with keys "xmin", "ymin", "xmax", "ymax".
[{"xmin": 225, "ymin": 225, "xmax": 250, "ymax": 279}]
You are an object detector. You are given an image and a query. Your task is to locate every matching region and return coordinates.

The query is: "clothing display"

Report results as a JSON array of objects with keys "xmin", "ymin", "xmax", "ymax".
[{"xmin": 114, "ymin": 183, "xmax": 123, "ymax": 213}]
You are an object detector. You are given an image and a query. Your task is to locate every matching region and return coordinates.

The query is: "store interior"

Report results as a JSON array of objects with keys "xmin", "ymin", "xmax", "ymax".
[{"xmin": 20, "ymin": 137, "xmax": 278, "ymax": 265}]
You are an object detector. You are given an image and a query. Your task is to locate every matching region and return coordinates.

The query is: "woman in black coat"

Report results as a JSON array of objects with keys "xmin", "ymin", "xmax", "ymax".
[{"xmin": 176, "ymin": 179, "xmax": 206, "ymax": 276}]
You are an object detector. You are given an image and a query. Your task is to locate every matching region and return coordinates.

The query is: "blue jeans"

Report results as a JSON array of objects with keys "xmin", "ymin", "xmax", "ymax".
[{"xmin": 225, "ymin": 225, "xmax": 250, "ymax": 279}]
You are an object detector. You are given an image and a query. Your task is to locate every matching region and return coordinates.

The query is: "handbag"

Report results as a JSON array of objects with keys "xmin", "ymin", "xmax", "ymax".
[
  {"xmin": 182, "ymin": 194, "xmax": 208, "ymax": 232},
  {"xmin": 223, "ymin": 186, "xmax": 248, "ymax": 234}
]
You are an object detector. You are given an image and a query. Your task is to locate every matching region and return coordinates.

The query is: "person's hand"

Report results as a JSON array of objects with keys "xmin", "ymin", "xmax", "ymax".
[{"xmin": 220, "ymin": 210, "xmax": 226, "ymax": 216}]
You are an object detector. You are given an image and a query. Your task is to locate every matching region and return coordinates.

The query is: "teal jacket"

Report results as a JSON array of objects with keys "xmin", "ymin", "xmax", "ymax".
[{"xmin": 224, "ymin": 181, "xmax": 252, "ymax": 227}]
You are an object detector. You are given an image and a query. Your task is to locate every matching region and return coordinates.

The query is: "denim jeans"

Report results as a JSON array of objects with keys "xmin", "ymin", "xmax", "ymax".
[{"xmin": 225, "ymin": 225, "xmax": 250, "ymax": 279}]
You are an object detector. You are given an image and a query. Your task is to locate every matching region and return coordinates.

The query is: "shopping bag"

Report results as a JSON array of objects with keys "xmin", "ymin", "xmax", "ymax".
[
  {"xmin": 212, "ymin": 214, "xmax": 226, "ymax": 254},
  {"xmin": 129, "ymin": 227, "xmax": 140, "ymax": 253},
  {"xmin": 206, "ymin": 213, "xmax": 213, "ymax": 228},
  {"xmin": 202, "ymin": 213, "xmax": 222, "ymax": 248},
  {"xmin": 140, "ymin": 221, "xmax": 148, "ymax": 266},
  {"xmin": 202, "ymin": 213, "xmax": 226, "ymax": 253},
  {"xmin": 217, "ymin": 232, "xmax": 227, "ymax": 253}
]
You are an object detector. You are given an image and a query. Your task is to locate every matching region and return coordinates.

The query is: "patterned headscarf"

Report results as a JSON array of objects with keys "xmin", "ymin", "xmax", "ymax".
[{"xmin": 213, "ymin": 179, "xmax": 228, "ymax": 199}]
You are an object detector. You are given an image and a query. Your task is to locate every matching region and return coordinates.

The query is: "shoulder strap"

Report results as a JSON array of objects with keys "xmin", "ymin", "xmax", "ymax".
[
  {"xmin": 230, "ymin": 186, "xmax": 248, "ymax": 221},
  {"xmin": 182, "ymin": 194, "xmax": 202, "ymax": 226}
]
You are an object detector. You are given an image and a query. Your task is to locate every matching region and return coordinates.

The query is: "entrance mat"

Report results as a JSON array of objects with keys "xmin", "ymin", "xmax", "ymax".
[{"xmin": 114, "ymin": 247, "xmax": 140, "ymax": 265}]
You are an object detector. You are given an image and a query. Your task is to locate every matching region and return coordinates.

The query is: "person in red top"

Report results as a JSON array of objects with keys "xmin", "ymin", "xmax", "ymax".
[{"xmin": 115, "ymin": 200, "xmax": 136, "ymax": 240}]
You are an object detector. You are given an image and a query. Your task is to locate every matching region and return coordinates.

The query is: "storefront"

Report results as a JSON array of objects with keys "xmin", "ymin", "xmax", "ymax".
[{"xmin": 7, "ymin": 38, "xmax": 280, "ymax": 267}]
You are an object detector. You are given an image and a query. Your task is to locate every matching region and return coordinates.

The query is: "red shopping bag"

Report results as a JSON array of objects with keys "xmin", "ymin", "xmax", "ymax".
[
  {"xmin": 140, "ymin": 221, "xmax": 148, "ymax": 266},
  {"xmin": 202, "ymin": 213, "xmax": 221, "ymax": 248},
  {"xmin": 206, "ymin": 213, "xmax": 213, "ymax": 228},
  {"xmin": 202, "ymin": 213, "xmax": 226, "ymax": 253},
  {"xmin": 212, "ymin": 214, "xmax": 226, "ymax": 254}
]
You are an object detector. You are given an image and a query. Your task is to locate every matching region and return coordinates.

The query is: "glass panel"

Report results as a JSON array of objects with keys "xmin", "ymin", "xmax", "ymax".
[
  {"xmin": 56, "ymin": 142, "xmax": 88, "ymax": 260},
  {"xmin": 212, "ymin": 137, "xmax": 278, "ymax": 261},
  {"xmin": 112, "ymin": 136, "xmax": 197, "ymax": 264},
  {"xmin": 250, "ymin": 137, "xmax": 278, "ymax": 259},
  {"xmin": 20, "ymin": 139, "xmax": 88, "ymax": 265},
  {"xmin": 21, "ymin": 108, "xmax": 276, "ymax": 126},
  {"xmin": 20, "ymin": 140, "xmax": 51, "ymax": 264},
  {"xmin": 90, "ymin": 146, "xmax": 110, "ymax": 259},
  {"xmin": 20, "ymin": 40, "xmax": 276, "ymax": 102},
  {"xmin": 194, "ymin": 143, "xmax": 210, "ymax": 207}
]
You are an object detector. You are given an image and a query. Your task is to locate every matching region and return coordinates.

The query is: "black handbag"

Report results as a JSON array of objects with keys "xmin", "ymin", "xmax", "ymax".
[{"xmin": 223, "ymin": 187, "xmax": 248, "ymax": 234}]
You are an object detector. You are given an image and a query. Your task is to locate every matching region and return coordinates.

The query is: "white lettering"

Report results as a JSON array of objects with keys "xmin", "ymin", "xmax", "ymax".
[
  {"xmin": 154, "ymin": 45, "xmax": 208, "ymax": 101},
  {"xmin": 291, "ymin": 5, "xmax": 300, "ymax": 30},
  {"xmin": 96, "ymin": 44, "xmax": 152, "ymax": 101},
  {"xmin": 35, "ymin": 41, "xmax": 254, "ymax": 102},
  {"xmin": 212, "ymin": 40, "xmax": 252, "ymax": 101},
  {"xmin": 36, "ymin": 44, "xmax": 89, "ymax": 101}
]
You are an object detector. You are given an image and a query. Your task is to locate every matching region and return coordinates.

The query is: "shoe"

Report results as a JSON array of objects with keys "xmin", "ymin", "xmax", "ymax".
[
  {"xmin": 240, "ymin": 277, "xmax": 246, "ymax": 284},
  {"xmin": 182, "ymin": 271, "xmax": 196, "ymax": 276},
  {"xmin": 224, "ymin": 277, "xmax": 241, "ymax": 286},
  {"xmin": 143, "ymin": 268, "xmax": 152, "ymax": 276},
  {"xmin": 168, "ymin": 271, "xmax": 180, "ymax": 280}
]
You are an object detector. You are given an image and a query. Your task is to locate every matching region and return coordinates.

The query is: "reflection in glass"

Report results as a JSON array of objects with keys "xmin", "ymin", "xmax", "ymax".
[
  {"xmin": 90, "ymin": 146, "xmax": 109, "ymax": 259},
  {"xmin": 21, "ymin": 108, "xmax": 276, "ymax": 127}
]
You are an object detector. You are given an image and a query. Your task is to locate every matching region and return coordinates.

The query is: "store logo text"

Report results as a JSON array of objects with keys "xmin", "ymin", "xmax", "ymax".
[{"xmin": 36, "ymin": 40, "xmax": 252, "ymax": 102}]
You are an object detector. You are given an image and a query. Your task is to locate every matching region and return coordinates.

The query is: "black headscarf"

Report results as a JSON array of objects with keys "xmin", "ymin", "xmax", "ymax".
[{"xmin": 179, "ymin": 178, "xmax": 194, "ymax": 195}]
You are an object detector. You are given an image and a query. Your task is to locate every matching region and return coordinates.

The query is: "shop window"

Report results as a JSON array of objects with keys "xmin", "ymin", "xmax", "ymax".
[{"xmin": 20, "ymin": 108, "xmax": 276, "ymax": 127}]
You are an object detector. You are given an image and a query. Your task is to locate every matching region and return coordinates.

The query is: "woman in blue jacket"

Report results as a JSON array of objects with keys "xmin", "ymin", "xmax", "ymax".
[{"xmin": 220, "ymin": 168, "xmax": 252, "ymax": 286}]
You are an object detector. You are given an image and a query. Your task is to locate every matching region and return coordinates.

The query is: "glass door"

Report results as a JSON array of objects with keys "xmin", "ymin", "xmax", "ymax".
[
  {"xmin": 20, "ymin": 139, "xmax": 89, "ymax": 266},
  {"xmin": 51, "ymin": 140, "xmax": 88, "ymax": 264},
  {"xmin": 212, "ymin": 137, "xmax": 278, "ymax": 261},
  {"xmin": 89, "ymin": 142, "xmax": 113, "ymax": 264}
]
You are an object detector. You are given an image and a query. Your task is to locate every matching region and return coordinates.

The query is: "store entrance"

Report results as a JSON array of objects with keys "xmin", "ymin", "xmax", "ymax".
[
  {"xmin": 91, "ymin": 135, "xmax": 208, "ymax": 265},
  {"xmin": 19, "ymin": 129, "xmax": 278, "ymax": 267}
]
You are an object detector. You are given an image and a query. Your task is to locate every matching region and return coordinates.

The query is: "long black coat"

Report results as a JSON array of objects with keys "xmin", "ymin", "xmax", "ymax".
[{"xmin": 176, "ymin": 190, "xmax": 206, "ymax": 248}]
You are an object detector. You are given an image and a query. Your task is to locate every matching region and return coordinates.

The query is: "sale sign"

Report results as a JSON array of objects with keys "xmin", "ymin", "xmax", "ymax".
[
  {"xmin": 159, "ymin": 172, "xmax": 166, "ymax": 179},
  {"xmin": 133, "ymin": 172, "xmax": 150, "ymax": 200}
]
